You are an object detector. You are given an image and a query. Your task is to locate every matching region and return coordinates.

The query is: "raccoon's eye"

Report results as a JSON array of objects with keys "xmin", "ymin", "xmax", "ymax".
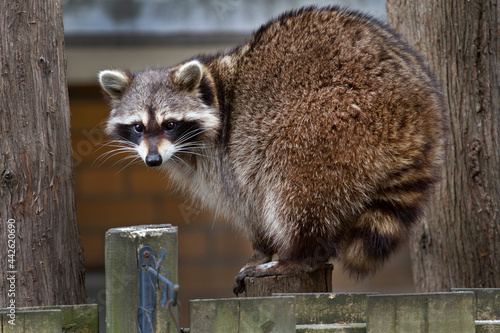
[
  {"xmin": 133, "ymin": 124, "xmax": 144, "ymax": 133},
  {"xmin": 163, "ymin": 121, "xmax": 176, "ymax": 131}
]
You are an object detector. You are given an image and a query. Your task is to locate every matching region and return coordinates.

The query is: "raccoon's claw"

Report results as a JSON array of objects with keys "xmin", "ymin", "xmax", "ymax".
[{"xmin": 233, "ymin": 273, "xmax": 247, "ymax": 295}]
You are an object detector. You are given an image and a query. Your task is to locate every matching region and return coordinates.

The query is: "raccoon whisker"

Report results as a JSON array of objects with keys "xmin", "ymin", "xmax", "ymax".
[
  {"xmin": 167, "ymin": 157, "xmax": 180, "ymax": 169},
  {"xmin": 178, "ymin": 146, "xmax": 210, "ymax": 155},
  {"xmin": 170, "ymin": 157, "xmax": 188, "ymax": 171},
  {"xmin": 95, "ymin": 149, "xmax": 140, "ymax": 170},
  {"xmin": 174, "ymin": 128, "xmax": 209, "ymax": 146},
  {"xmin": 115, "ymin": 156, "xmax": 143, "ymax": 174},
  {"xmin": 109, "ymin": 153, "xmax": 139, "ymax": 164},
  {"xmin": 175, "ymin": 141, "xmax": 213, "ymax": 159},
  {"xmin": 100, "ymin": 139, "xmax": 136, "ymax": 148},
  {"xmin": 99, "ymin": 141, "xmax": 136, "ymax": 149},
  {"xmin": 99, "ymin": 139, "xmax": 137, "ymax": 148},
  {"xmin": 171, "ymin": 154, "xmax": 194, "ymax": 171},
  {"xmin": 95, "ymin": 144, "xmax": 120, "ymax": 152},
  {"xmin": 109, "ymin": 154, "xmax": 141, "ymax": 168},
  {"xmin": 176, "ymin": 149, "xmax": 211, "ymax": 159},
  {"xmin": 168, "ymin": 156, "xmax": 182, "ymax": 169},
  {"xmin": 96, "ymin": 144, "xmax": 137, "ymax": 156},
  {"xmin": 175, "ymin": 128, "xmax": 205, "ymax": 143},
  {"xmin": 172, "ymin": 155, "xmax": 189, "ymax": 168},
  {"xmin": 175, "ymin": 139, "xmax": 211, "ymax": 151},
  {"xmin": 94, "ymin": 151, "xmax": 127, "ymax": 168},
  {"xmin": 99, "ymin": 146, "xmax": 138, "ymax": 158},
  {"xmin": 94, "ymin": 147, "xmax": 139, "ymax": 167},
  {"xmin": 97, "ymin": 140, "xmax": 137, "ymax": 151},
  {"xmin": 115, "ymin": 160, "xmax": 143, "ymax": 172},
  {"xmin": 175, "ymin": 142, "xmax": 208, "ymax": 151},
  {"xmin": 174, "ymin": 134, "xmax": 201, "ymax": 147}
]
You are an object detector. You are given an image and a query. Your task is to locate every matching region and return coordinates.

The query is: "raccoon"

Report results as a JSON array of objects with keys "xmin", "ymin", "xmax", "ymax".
[{"xmin": 98, "ymin": 6, "xmax": 447, "ymax": 295}]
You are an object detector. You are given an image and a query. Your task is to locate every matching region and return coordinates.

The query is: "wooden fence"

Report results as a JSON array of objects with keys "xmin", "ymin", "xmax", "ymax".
[{"xmin": 2, "ymin": 224, "xmax": 499, "ymax": 332}]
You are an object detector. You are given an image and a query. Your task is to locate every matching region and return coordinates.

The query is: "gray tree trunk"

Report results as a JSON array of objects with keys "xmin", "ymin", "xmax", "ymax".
[
  {"xmin": 0, "ymin": 0, "xmax": 86, "ymax": 306},
  {"xmin": 386, "ymin": 0, "xmax": 500, "ymax": 291}
]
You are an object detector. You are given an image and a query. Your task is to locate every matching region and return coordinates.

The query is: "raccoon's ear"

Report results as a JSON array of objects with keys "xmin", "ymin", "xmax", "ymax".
[
  {"xmin": 98, "ymin": 69, "xmax": 132, "ymax": 100},
  {"xmin": 173, "ymin": 60, "xmax": 203, "ymax": 92}
]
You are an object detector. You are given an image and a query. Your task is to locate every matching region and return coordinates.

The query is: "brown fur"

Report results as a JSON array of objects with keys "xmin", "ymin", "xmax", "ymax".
[{"xmin": 99, "ymin": 6, "xmax": 447, "ymax": 294}]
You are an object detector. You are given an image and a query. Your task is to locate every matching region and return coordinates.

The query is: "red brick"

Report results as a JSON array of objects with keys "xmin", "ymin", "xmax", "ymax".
[
  {"xmin": 72, "ymin": 135, "xmax": 140, "ymax": 169},
  {"xmin": 77, "ymin": 200, "xmax": 156, "ymax": 227},
  {"xmin": 158, "ymin": 198, "xmax": 194, "ymax": 225},
  {"xmin": 179, "ymin": 265, "xmax": 239, "ymax": 293},
  {"xmin": 76, "ymin": 169, "xmax": 124, "ymax": 194},
  {"xmin": 178, "ymin": 230, "xmax": 208, "ymax": 259},
  {"xmin": 81, "ymin": 232, "xmax": 105, "ymax": 268},
  {"xmin": 129, "ymin": 168, "xmax": 173, "ymax": 193},
  {"xmin": 70, "ymin": 99, "xmax": 109, "ymax": 130},
  {"xmin": 214, "ymin": 232, "xmax": 253, "ymax": 258},
  {"xmin": 167, "ymin": 199, "xmax": 220, "ymax": 226}
]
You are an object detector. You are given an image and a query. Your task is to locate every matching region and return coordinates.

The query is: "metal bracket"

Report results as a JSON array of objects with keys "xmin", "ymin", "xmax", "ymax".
[{"xmin": 138, "ymin": 246, "xmax": 180, "ymax": 333}]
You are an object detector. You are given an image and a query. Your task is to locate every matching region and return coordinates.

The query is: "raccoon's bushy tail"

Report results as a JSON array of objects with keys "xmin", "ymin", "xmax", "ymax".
[{"xmin": 339, "ymin": 192, "xmax": 427, "ymax": 277}]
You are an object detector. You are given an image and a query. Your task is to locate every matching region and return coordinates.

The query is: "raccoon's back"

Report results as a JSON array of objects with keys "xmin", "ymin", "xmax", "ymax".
[{"xmin": 227, "ymin": 7, "xmax": 446, "ymax": 221}]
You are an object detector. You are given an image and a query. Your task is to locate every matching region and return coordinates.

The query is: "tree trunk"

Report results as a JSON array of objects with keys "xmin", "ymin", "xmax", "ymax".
[
  {"xmin": 386, "ymin": 0, "xmax": 500, "ymax": 291},
  {"xmin": 0, "ymin": 0, "xmax": 86, "ymax": 306}
]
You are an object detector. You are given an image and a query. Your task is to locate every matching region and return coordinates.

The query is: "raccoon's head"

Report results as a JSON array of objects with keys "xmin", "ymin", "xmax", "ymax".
[{"xmin": 98, "ymin": 60, "xmax": 220, "ymax": 168}]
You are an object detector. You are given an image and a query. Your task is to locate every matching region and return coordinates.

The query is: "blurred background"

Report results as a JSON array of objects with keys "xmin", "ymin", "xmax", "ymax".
[{"xmin": 63, "ymin": 0, "xmax": 413, "ymax": 329}]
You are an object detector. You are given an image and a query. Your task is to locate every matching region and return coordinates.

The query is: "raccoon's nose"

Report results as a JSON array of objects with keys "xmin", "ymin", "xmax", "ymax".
[{"xmin": 145, "ymin": 154, "xmax": 162, "ymax": 167}]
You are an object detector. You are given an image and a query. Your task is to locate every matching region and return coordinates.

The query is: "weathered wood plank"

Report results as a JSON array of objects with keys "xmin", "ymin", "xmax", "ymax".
[
  {"xmin": 1, "ymin": 310, "xmax": 62, "ymax": 333},
  {"xmin": 190, "ymin": 296, "xmax": 295, "ymax": 333},
  {"xmin": 16, "ymin": 304, "xmax": 98, "ymax": 332},
  {"xmin": 452, "ymin": 288, "xmax": 500, "ymax": 320},
  {"xmin": 367, "ymin": 292, "xmax": 475, "ymax": 333},
  {"xmin": 277, "ymin": 292, "xmax": 377, "ymax": 325},
  {"xmin": 105, "ymin": 224, "xmax": 178, "ymax": 333}
]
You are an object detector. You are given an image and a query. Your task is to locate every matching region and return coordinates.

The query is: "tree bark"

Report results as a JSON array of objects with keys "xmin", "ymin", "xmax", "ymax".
[
  {"xmin": 0, "ymin": 0, "xmax": 86, "ymax": 306},
  {"xmin": 386, "ymin": 0, "xmax": 499, "ymax": 291}
]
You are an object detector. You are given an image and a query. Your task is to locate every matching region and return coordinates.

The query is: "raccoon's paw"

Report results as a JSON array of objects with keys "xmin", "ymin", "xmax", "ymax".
[
  {"xmin": 233, "ymin": 261, "xmax": 280, "ymax": 295},
  {"xmin": 233, "ymin": 261, "xmax": 315, "ymax": 295}
]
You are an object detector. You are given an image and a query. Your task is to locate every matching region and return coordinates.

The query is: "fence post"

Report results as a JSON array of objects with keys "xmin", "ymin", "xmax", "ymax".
[
  {"xmin": 243, "ymin": 264, "xmax": 333, "ymax": 297},
  {"xmin": 105, "ymin": 224, "xmax": 178, "ymax": 333}
]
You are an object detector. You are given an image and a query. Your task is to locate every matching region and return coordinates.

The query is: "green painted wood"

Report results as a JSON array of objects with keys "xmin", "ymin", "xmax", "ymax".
[
  {"xmin": 296, "ymin": 323, "xmax": 366, "ymax": 332},
  {"xmin": 1, "ymin": 310, "xmax": 62, "ymax": 333},
  {"xmin": 190, "ymin": 296, "xmax": 295, "ymax": 333},
  {"xmin": 367, "ymin": 292, "xmax": 476, "ymax": 333},
  {"xmin": 60, "ymin": 304, "xmax": 99, "ymax": 332},
  {"xmin": 190, "ymin": 298, "xmax": 239, "ymax": 332},
  {"xmin": 239, "ymin": 296, "xmax": 295, "ymax": 332},
  {"xmin": 105, "ymin": 224, "xmax": 178, "ymax": 333},
  {"xmin": 16, "ymin": 304, "xmax": 98, "ymax": 332},
  {"xmin": 452, "ymin": 288, "xmax": 500, "ymax": 320},
  {"xmin": 277, "ymin": 292, "xmax": 377, "ymax": 325}
]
